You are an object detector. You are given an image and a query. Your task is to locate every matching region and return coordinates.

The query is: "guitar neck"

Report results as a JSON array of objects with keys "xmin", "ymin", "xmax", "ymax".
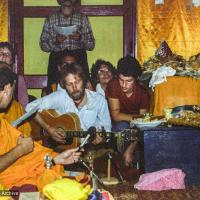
[
  {"xmin": 64, "ymin": 129, "xmax": 139, "ymax": 142},
  {"xmin": 41, "ymin": 109, "xmax": 138, "ymax": 141},
  {"xmin": 64, "ymin": 130, "xmax": 112, "ymax": 138},
  {"xmin": 65, "ymin": 131, "xmax": 89, "ymax": 138}
]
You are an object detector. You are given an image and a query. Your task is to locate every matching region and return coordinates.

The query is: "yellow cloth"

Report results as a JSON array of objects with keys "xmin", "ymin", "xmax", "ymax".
[
  {"xmin": 37, "ymin": 169, "xmax": 61, "ymax": 192},
  {"xmin": 0, "ymin": 119, "xmax": 64, "ymax": 189},
  {"xmin": 0, "ymin": 99, "xmax": 31, "ymax": 137},
  {"xmin": 0, "ymin": 0, "xmax": 8, "ymax": 41},
  {"xmin": 43, "ymin": 178, "xmax": 92, "ymax": 200},
  {"xmin": 152, "ymin": 76, "xmax": 200, "ymax": 116},
  {"xmin": 137, "ymin": 0, "xmax": 200, "ymax": 63}
]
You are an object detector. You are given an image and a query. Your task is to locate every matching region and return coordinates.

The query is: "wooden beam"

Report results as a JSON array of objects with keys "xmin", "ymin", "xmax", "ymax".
[
  {"xmin": 24, "ymin": 75, "xmax": 47, "ymax": 89},
  {"xmin": 23, "ymin": 5, "xmax": 126, "ymax": 17}
]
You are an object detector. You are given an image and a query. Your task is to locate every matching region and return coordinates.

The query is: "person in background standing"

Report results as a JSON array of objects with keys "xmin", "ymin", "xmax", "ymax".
[{"xmin": 40, "ymin": 0, "xmax": 95, "ymax": 89}]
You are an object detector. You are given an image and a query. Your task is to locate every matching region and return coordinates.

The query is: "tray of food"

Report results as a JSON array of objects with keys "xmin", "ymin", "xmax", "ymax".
[
  {"xmin": 168, "ymin": 109, "xmax": 200, "ymax": 128},
  {"xmin": 130, "ymin": 114, "xmax": 166, "ymax": 128}
]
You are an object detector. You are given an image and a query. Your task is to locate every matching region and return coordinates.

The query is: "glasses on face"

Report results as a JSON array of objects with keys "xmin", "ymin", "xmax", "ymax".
[
  {"xmin": 0, "ymin": 52, "xmax": 12, "ymax": 58},
  {"xmin": 98, "ymin": 69, "xmax": 112, "ymax": 75}
]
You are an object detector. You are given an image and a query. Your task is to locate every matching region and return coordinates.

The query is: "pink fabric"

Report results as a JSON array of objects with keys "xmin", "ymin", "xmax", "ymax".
[
  {"xmin": 134, "ymin": 168, "xmax": 185, "ymax": 191},
  {"xmin": 17, "ymin": 75, "xmax": 29, "ymax": 108}
]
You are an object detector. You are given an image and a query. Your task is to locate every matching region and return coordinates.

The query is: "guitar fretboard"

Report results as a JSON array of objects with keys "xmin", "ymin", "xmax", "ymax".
[
  {"xmin": 65, "ymin": 131, "xmax": 88, "ymax": 138},
  {"xmin": 64, "ymin": 131, "xmax": 108, "ymax": 138},
  {"xmin": 64, "ymin": 129, "xmax": 139, "ymax": 142}
]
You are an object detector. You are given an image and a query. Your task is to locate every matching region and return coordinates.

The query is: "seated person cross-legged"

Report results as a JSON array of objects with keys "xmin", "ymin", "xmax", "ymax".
[
  {"xmin": 26, "ymin": 63, "xmax": 111, "ymax": 148},
  {"xmin": 0, "ymin": 61, "xmax": 32, "ymax": 137},
  {"xmin": 0, "ymin": 66, "xmax": 82, "ymax": 190},
  {"xmin": 105, "ymin": 55, "xmax": 150, "ymax": 166}
]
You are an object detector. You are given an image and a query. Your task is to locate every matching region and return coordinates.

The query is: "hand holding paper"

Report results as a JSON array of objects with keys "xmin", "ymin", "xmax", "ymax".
[
  {"xmin": 54, "ymin": 25, "xmax": 78, "ymax": 37},
  {"xmin": 69, "ymin": 31, "xmax": 81, "ymax": 41},
  {"xmin": 56, "ymin": 34, "xmax": 67, "ymax": 43}
]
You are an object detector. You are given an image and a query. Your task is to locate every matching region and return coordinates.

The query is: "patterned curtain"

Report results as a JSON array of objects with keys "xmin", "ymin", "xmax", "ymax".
[
  {"xmin": 0, "ymin": 0, "xmax": 8, "ymax": 41},
  {"xmin": 137, "ymin": 0, "xmax": 200, "ymax": 63}
]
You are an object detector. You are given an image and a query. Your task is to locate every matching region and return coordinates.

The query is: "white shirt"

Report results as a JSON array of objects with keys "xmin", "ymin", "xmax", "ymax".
[
  {"xmin": 96, "ymin": 83, "xmax": 105, "ymax": 97},
  {"xmin": 26, "ymin": 89, "xmax": 111, "ymax": 131},
  {"xmin": 57, "ymin": 83, "xmax": 65, "ymax": 92}
]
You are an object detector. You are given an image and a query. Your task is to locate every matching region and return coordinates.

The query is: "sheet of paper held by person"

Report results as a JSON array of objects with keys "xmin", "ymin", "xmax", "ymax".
[{"xmin": 54, "ymin": 25, "xmax": 78, "ymax": 36}]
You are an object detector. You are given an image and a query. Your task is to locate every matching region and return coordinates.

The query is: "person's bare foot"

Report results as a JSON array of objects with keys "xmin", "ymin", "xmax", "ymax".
[
  {"xmin": 123, "ymin": 149, "xmax": 133, "ymax": 167},
  {"xmin": 123, "ymin": 142, "xmax": 137, "ymax": 167}
]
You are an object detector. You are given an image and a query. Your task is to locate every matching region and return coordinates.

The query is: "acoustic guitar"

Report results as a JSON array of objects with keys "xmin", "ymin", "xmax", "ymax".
[{"xmin": 39, "ymin": 109, "xmax": 139, "ymax": 152}]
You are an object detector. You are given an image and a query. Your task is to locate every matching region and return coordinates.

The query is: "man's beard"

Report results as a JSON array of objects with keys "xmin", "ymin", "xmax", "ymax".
[{"xmin": 68, "ymin": 89, "xmax": 85, "ymax": 101}]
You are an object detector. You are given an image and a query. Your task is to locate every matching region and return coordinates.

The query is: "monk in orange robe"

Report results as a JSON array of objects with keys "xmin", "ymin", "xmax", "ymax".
[
  {"xmin": 0, "ymin": 62, "xmax": 31, "ymax": 137},
  {"xmin": 0, "ymin": 65, "xmax": 81, "ymax": 189},
  {"xmin": 0, "ymin": 118, "xmax": 62, "ymax": 188},
  {"xmin": 0, "ymin": 99, "xmax": 32, "ymax": 137}
]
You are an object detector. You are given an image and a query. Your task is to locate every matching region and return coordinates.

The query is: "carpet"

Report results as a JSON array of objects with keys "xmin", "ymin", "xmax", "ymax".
[{"xmin": 107, "ymin": 182, "xmax": 200, "ymax": 200}]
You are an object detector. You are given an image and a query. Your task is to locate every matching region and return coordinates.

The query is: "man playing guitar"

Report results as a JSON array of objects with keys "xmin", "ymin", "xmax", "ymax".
[{"xmin": 26, "ymin": 63, "xmax": 111, "ymax": 146}]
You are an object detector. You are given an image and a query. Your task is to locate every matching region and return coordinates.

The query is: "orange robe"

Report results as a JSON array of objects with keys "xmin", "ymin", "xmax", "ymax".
[
  {"xmin": 0, "ymin": 119, "xmax": 63, "ymax": 189},
  {"xmin": 0, "ymin": 99, "xmax": 32, "ymax": 137}
]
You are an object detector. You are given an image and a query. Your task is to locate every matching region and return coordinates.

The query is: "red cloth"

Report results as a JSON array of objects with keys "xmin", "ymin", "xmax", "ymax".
[{"xmin": 105, "ymin": 79, "xmax": 150, "ymax": 114}]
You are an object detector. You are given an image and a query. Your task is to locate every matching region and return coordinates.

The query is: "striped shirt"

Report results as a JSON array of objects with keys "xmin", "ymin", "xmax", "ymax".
[{"xmin": 40, "ymin": 10, "xmax": 95, "ymax": 52}]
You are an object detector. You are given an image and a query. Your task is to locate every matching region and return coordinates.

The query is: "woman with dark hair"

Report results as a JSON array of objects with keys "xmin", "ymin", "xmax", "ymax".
[{"xmin": 91, "ymin": 59, "xmax": 116, "ymax": 96}]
